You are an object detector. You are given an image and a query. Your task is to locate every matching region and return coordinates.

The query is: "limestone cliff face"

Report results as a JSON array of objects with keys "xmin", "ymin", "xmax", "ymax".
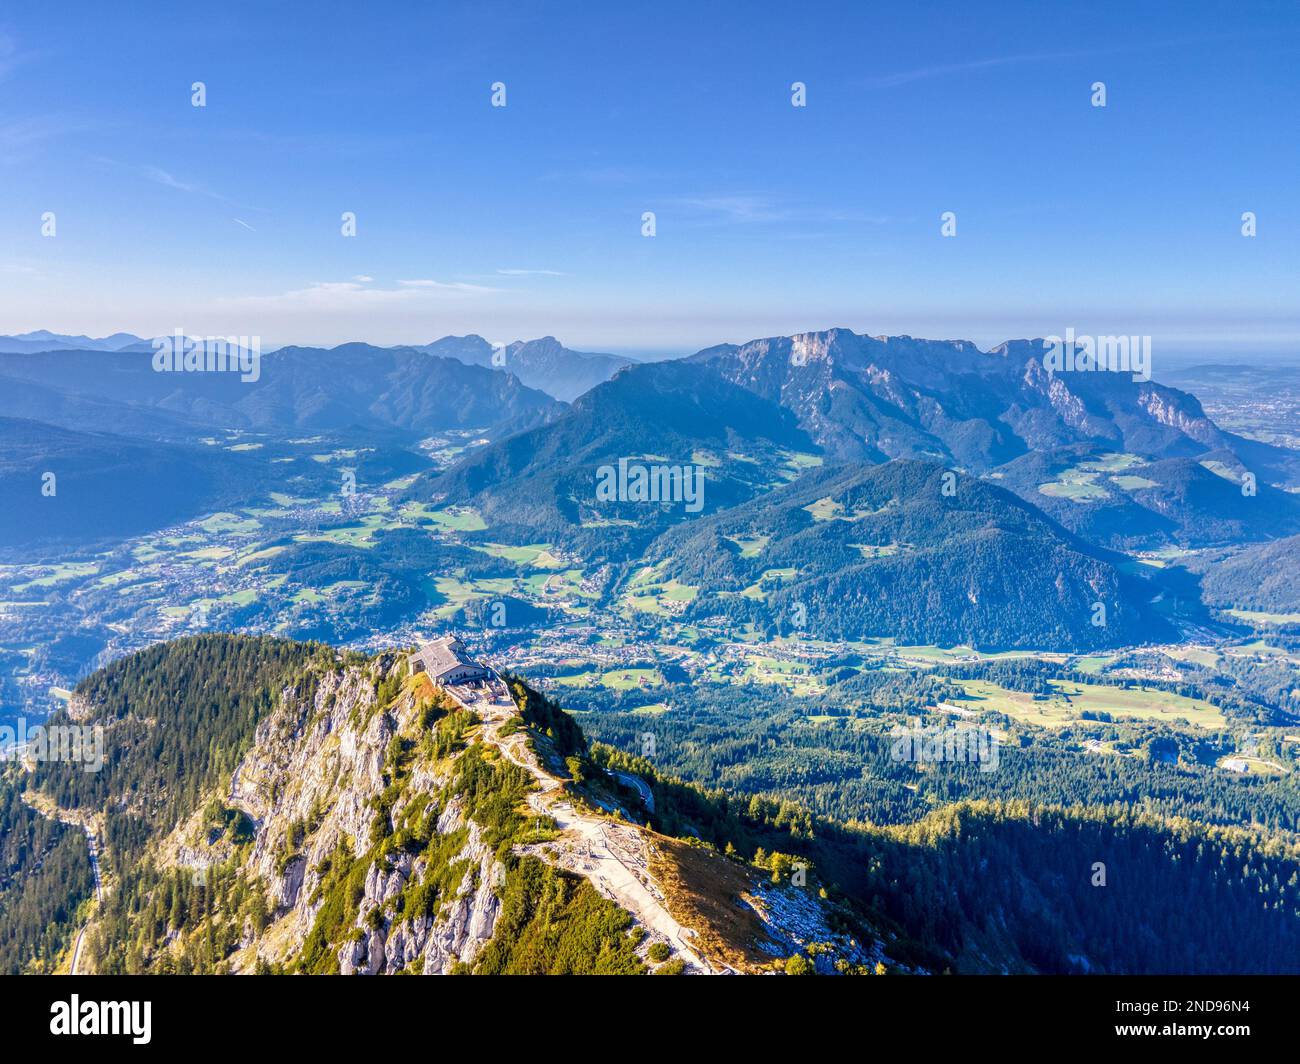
[
  {"xmin": 164, "ymin": 654, "xmax": 505, "ymax": 974},
  {"xmin": 342, "ymin": 804, "xmax": 502, "ymax": 975}
]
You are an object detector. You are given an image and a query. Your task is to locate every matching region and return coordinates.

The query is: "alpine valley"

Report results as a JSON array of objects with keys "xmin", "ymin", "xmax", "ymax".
[{"xmin": 4, "ymin": 328, "xmax": 1300, "ymax": 976}]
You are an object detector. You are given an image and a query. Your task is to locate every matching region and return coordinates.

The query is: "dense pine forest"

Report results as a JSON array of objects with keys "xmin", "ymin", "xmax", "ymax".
[
  {"xmin": 0, "ymin": 781, "xmax": 93, "ymax": 974},
  {"xmin": 592, "ymin": 745, "xmax": 1300, "ymax": 973}
]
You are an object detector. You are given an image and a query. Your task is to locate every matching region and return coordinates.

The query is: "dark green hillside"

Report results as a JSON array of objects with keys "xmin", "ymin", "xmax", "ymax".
[
  {"xmin": 32, "ymin": 635, "xmax": 321, "ymax": 872},
  {"xmin": 0, "ymin": 782, "xmax": 94, "ymax": 974},
  {"xmin": 0, "ymin": 417, "xmax": 268, "ymax": 550},
  {"xmin": 573, "ymin": 659, "xmax": 1299, "ymax": 831},
  {"xmin": 0, "ymin": 635, "xmax": 316, "ymax": 974},
  {"xmin": 245, "ymin": 531, "xmax": 516, "ymax": 640},
  {"xmin": 591, "ymin": 744, "xmax": 1300, "ymax": 974},
  {"xmin": 1199, "ymin": 535, "xmax": 1300, "ymax": 614},
  {"xmin": 1124, "ymin": 456, "xmax": 1300, "ymax": 545},
  {"xmin": 992, "ymin": 448, "xmax": 1300, "ymax": 551},
  {"xmin": 644, "ymin": 460, "xmax": 1173, "ymax": 650},
  {"xmin": 408, "ymin": 360, "xmax": 819, "ymax": 559}
]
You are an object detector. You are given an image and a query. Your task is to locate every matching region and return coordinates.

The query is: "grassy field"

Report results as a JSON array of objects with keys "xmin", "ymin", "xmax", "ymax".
[
  {"xmin": 552, "ymin": 668, "xmax": 664, "ymax": 692},
  {"xmin": 1071, "ymin": 654, "xmax": 1115, "ymax": 674},
  {"xmin": 848, "ymin": 543, "xmax": 899, "ymax": 558},
  {"xmin": 738, "ymin": 568, "xmax": 797, "ymax": 601},
  {"xmin": 1227, "ymin": 608, "xmax": 1300, "ymax": 626},
  {"xmin": 1163, "ymin": 646, "xmax": 1221, "ymax": 668},
  {"xmin": 1037, "ymin": 470, "xmax": 1107, "ymax": 501},
  {"xmin": 804, "ymin": 496, "xmax": 843, "ymax": 521},
  {"xmin": 12, "ymin": 562, "xmax": 100, "ymax": 592},
  {"xmin": 1080, "ymin": 452, "xmax": 1142, "ymax": 472},
  {"xmin": 951, "ymin": 677, "xmax": 1225, "ymax": 729},
  {"xmin": 199, "ymin": 512, "xmax": 262, "ymax": 535},
  {"xmin": 740, "ymin": 654, "xmax": 822, "ymax": 695},
  {"xmin": 1037, "ymin": 455, "xmax": 1151, "ymax": 502},
  {"xmin": 726, "ymin": 534, "xmax": 770, "ymax": 558},
  {"xmin": 1111, "ymin": 475, "xmax": 1158, "ymax": 490},
  {"xmin": 424, "ymin": 506, "xmax": 488, "ymax": 531},
  {"xmin": 619, "ymin": 564, "xmax": 698, "ymax": 615},
  {"xmin": 473, "ymin": 542, "xmax": 565, "ymax": 567}
]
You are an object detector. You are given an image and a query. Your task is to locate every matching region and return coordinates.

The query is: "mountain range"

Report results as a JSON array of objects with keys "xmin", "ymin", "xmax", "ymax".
[
  {"xmin": 0, "ymin": 344, "xmax": 560, "ymax": 439},
  {"xmin": 0, "ymin": 330, "xmax": 146, "ymax": 355},
  {"xmin": 5, "ymin": 325, "xmax": 1297, "ymax": 649},
  {"xmin": 0, "ymin": 332, "xmax": 634, "ymax": 404},
  {"xmin": 419, "ymin": 334, "xmax": 634, "ymax": 401},
  {"xmin": 642, "ymin": 460, "xmax": 1176, "ymax": 649}
]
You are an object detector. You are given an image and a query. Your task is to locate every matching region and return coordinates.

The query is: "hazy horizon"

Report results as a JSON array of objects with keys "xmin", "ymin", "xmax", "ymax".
[{"xmin": 3, "ymin": 1, "xmax": 1298, "ymax": 353}]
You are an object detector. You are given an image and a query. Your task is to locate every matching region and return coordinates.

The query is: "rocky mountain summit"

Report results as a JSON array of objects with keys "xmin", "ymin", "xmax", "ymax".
[{"xmin": 52, "ymin": 637, "xmax": 884, "ymax": 975}]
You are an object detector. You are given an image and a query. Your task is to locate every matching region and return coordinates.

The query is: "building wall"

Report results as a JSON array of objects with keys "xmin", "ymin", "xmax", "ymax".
[{"xmin": 435, "ymin": 665, "xmax": 488, "ymax": 685}]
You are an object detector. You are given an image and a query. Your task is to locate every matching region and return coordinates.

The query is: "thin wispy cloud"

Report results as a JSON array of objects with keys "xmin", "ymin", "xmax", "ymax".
[
  {"xmin": 142, "ymin": 165, "xmax": 199, "ymax": 193},
  {"xmin": 538, "ymin": 165, "xmax": 656, "ymax": 186},
  {"xmin": 674, "ymin": 195, "xmax": 787, "ymax": 223},
  {"xmin": 233, "ymin": 218, "xmax": 256, "ymax": 232},
  {"xmin": 671, "ymin": 195, "xmax": 889, "ymax": 227},
  {"xmin": 0, "ymin": 115, "xmax": 79, "ymax": 164},
  {"xmin": 0, "ymin": 28, "xmax": 41, "ymax": 82},
  {"xmin": 225, "ymin": 279, "xmax": 505, "ymax": 313},
  {"xmin": 397, "ymin": 279, "xmax": 502, "ymax": 293},
  {"xmin": 497, "ymin": 268, "xmax": 565, "ymax": 277},
  {"xmin": 0, "ymin": 30, "xmax": 17, "ymax": 77},
  {"xmin": 861, "ymin": 50, "xmax": 1090, "ymax": 88},
  {"xmin": 861, "ymin": 33, "xmax": 1274, "ymax": 89},
  {"xmin": 136, "ymin": 163, "xmax": 266, "ymax": 212}
]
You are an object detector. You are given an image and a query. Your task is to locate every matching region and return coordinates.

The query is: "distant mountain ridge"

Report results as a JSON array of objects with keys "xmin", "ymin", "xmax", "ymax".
[
  {"xmin": 0, "ymin": 331, "xmax": 146, "ymax": 354},
  {"xmin": 418, "ymin": 334, "xmax": 634, "ymax": 401},
  {"xmin": 0, "ymin": 343, "xmax": 561, "ymax": 439},
  {"xmin": 0, "ymin": 416, "xmax": 274, "ymax": 549},
  {"xmin": 689, "ymin": 328, "xmax": 1235, "ymax": 471}
]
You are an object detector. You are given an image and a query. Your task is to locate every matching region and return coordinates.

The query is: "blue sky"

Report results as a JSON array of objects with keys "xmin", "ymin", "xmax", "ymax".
[{"xmin": 2, "ymin": 0, "xmax": 1298, "ymax": 357}]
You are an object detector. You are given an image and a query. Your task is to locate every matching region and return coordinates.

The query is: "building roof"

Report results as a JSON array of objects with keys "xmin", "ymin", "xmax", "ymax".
[{"xmin": 411, "ymin": 635, "xmax": 481, "ymax": 677}]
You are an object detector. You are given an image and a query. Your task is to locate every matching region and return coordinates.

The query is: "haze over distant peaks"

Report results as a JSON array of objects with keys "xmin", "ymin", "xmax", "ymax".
[
  {"xmin": 0, "ymin": 331, "xmax": 147, "ymax": 354},
  {"xmin": 418, "ymin": 334, "xmax": 634, "ymax": 402}
]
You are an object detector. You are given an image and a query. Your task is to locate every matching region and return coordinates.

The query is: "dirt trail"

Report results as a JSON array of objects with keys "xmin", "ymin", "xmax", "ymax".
[{"xmin": 446, "ymin": 674, "xmax": 715, "ymax": 973}]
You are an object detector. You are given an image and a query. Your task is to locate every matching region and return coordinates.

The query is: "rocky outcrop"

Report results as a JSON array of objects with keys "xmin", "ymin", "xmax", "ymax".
[
  {"xmin": 157, "ymin": 654, "xmax": 508, "ymax": 975},
  {"xmin": 336, "ymin": 805, "xmax": 504, "ymax": 975}
]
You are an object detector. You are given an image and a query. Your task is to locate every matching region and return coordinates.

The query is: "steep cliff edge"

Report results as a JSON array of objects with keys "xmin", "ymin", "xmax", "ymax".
[{"xmin": 47, "ymin": 637, "xmax": 881, "ymax": 975}]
